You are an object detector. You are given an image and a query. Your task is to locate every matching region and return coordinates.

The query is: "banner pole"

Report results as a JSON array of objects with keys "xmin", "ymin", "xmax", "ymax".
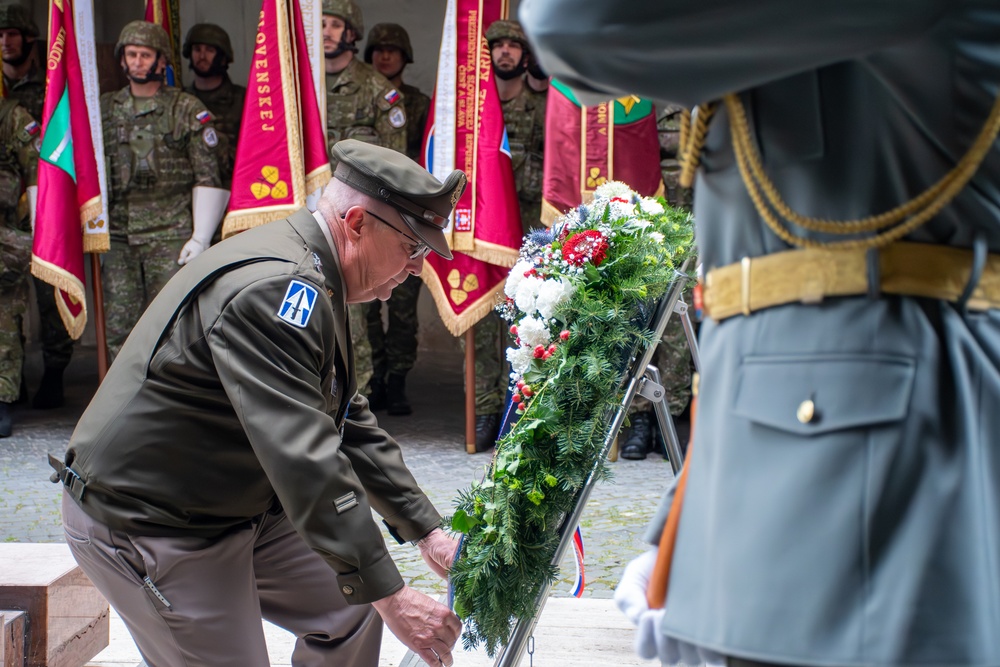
[
  {"xmin": 465, "ymin": 329, "xmax": 476, "ymax": 454},
  {"xmin": 89, "ymin": 254, "xmax": 108, "ymax": 381}
]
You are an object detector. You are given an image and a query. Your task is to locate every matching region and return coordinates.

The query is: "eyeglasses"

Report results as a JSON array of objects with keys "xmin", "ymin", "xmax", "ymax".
[{"xmin": 365, "ymin": 209, "xmax": 431, "ymax": 259}]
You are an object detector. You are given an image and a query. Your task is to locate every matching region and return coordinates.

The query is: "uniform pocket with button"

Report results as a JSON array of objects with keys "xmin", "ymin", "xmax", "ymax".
[{"xmin": 733, "ymin": 353, "xmax": 916, "ymax": 436}]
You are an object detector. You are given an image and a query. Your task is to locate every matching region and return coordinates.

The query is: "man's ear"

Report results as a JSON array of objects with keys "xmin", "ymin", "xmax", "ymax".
[{"xmin": 342, "ymin": 206, "xmax": 366, "ymax": 238}]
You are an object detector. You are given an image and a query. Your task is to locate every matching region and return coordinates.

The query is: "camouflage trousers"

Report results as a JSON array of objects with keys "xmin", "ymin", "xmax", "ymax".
[
  {"xmin": 630, "ymin": 300, "xmax": 694, "ymax": 418},
  {"xmin": 365, "ymin": 274, "xmax": 420, "ymax": 382},
  {"xmin": 33, "ymin": 275, "xmax": 74, "ymax": 371},
  {"xmin": 348, "ymin": 303, "xmax": 372, "ymax": 396},
  {"xmin": 0, "ymin": 282, "xmax": 27, "ymax": 403},
  {"xmin": 459, "ymin": 312, "xmax": 508, "ymax": 415},
  {"xmin": 103, "ymin": 238, "xmax": 186, "ymax": 362}
]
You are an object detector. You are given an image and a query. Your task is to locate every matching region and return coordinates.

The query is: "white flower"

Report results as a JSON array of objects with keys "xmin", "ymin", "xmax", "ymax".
[
  {"xmin": 608, "ymin": 199, "xmax": 636, "ymax": 219},
  {"xmin": 517, "ymin": 314, "xmax": 552, "ymax": 348},
  {"xmin": 514, "ymin": 276, "xmax": 543, "ymax": 313},
  {"xmin": 639, "ymin": 198, "xmax": 665, "ymax": 216},
  {"xmin": 535, "ymin": 277, "xmax": 575, "ymax": 319},
  {"xmin": 506, "ymin": 345, "xmax": 535, "ymax": 376},
  {"xmin": 649, "ymin": 231, "xmax": 665, "ymax": 243},
  {"xmin": 593, "ymin": 181, "xmax": 633, "ymax": 202},
  {"xmin": 505, "ymin": 260, "xmax": 534, "ymax": 299}
]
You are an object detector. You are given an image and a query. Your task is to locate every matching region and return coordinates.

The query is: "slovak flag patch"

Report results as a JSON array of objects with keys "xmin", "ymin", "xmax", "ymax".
[
  {"xmin": 24, "ymin": 121, "xmax": 39, "ymax": 136},
  {"xmin": 196, "ymin": 110, "xmax": 212, "ymax": 125},
  {"xmin": 277, "ymin": 280, "xmax": 318, "ymax": 328},
  {"xmin": 384, "ymin": 89, "xmax": 400, "ymax": 105}
]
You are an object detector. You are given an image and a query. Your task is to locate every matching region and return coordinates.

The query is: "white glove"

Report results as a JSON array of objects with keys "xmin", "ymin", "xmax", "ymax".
[
  {"xmin": 615, "ymin": 549, "xmax": 726, "ymax": 666},
  {"xmin": 27, "ymin": 185, "xmax": 37, "ymax": 233},
  {"xmin": 178, "ymin": 186, "xmax": 230, "ymax": 265}
]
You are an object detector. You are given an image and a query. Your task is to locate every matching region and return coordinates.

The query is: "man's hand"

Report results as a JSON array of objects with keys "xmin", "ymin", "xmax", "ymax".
[
  {"xmin": 372, "ymin": 584, "xmax": 462, "ymax": 666},
  {"xmin": 417, "ymin": 528, "xmax": 460, "ymax": 579}
]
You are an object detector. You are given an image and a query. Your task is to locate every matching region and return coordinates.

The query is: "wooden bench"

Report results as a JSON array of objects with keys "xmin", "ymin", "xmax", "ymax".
[{"xmin": 0, "ymin": 544, "xmax": 109, "ymax": 667}]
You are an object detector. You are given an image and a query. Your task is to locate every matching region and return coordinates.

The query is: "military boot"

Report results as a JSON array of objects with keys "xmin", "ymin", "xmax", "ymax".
[
  {"xmin": 0, "ymin": 402, "xmax": 12, "ymax": 438},
  {"xmin": 386, "ymin": 373, "xmax": 412, "ymax": 416},
  {"xmin": 475, "ymin": 413, "xmax": 500, "ymax": 452},
  {"xmin": 367, "ymin": 377, "xmax": 387, "ymax": 411},
  {"xmin": 620, "ymin": 411, "xmax": 653, "ymax": 460},
  {"xmin": 32, "ymin": 367, "xmax": 65, "ymax": 410}
]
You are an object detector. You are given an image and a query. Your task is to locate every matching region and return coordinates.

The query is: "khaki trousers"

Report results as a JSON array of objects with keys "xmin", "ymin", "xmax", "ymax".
[{"xmin": 62, "ymin": 492, "xmax": 382, "ymax": 667}]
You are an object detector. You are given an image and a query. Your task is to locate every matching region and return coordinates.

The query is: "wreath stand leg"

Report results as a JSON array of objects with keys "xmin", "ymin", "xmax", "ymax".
[{"xmin": 488, "ymin": 261, "xmax": 695, "ymax": 667}]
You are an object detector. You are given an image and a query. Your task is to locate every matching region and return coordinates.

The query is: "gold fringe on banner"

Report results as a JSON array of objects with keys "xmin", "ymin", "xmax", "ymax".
[
  {"xmin": 541, "ymin": 199, "xmax": 564, "ymax": 227},
  {"xmin": 222, "ymin": 206, "xmax": 297, "ymax": 239},
  {"xmin": 421, "ymin": 263, "xmax": 506, "ymax": 336},
  {"xmin": 80, "ymin": 196, "xmax": 109, "ymax": 253},
  {"xmin": 305, "ymin": 164, "xmax": 331, "ymax": 199},
  {"xmin": 30, "ymin": 255, "xmax": 87, "ymax": 339},
  {"xmin": 460, "ymin": 239, "xmax": 519, "ymax": 268}
]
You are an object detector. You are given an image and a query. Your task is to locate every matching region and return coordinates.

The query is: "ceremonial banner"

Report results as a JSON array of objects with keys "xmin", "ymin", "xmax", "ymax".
[
  {"xmin": 144, "ymin": 0, "xmax": 181, "ymax": 86},
  {"xmin": 31, "ymin": 0, "xmax": 107, "ymax": 340},
  {"xmin": 421, "ymin": 0, "xmax": 523, "ymax": 336},
  {"xmin": 222, "ymin": 0, "xmax": 330, "ymax": 238},
  {"xmin": 541, "ymin": 79, "xmax": 664, "ymax": 225}
]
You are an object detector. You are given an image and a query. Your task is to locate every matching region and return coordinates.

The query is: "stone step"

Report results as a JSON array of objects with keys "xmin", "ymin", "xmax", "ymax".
[
  {"xmin": 0, "ymin": 544, "xmax": 109, "ymax": 667},
  {"xmin": 1, "ymin": 611, "xmax": 26, "ymax": 667}
]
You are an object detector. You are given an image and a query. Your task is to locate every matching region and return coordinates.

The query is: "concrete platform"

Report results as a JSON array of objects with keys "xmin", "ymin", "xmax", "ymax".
[{"xmin": 84, "ymin": 596, "xmax": 648, "ymax": 667}]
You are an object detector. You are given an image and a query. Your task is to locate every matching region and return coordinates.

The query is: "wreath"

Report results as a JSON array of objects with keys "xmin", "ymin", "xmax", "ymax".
[{"xmin": 447, "ymin": 182, "xmax": 696, "ymax": 655}]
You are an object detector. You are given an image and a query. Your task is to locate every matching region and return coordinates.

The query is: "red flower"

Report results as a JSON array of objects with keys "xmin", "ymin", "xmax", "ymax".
[
  {"xmin": 533, "ymin": 345, "xmax": 546, "ymax": 359},
  {"xmin": 562, "ymin": 230, "xmax": 610, "ymax": 266},
  {"xmin": 559, "ymin": 330, "xmax": 571, "ymax": 341}
]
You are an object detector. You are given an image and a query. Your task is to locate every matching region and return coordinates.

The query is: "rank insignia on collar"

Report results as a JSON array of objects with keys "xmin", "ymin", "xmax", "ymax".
[
  {"xmin": 312, "ymin": 252, "xmax": 323, "ymax": 273},
  {"xmin": 277, "ymin": 280, "xmax": 318, "ymax": 328}
]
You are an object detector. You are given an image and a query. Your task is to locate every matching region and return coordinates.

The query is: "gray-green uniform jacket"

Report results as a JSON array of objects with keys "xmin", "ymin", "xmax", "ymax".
[
  {"xmin": 501, "ymin": 85, "xmax": 545, "ymax": 231},
  {"xmin": 61, "ymin": 209, "xmax": 441, "ymax": 604},
  {"xmin": 101, "ymin": 86, "xmax": 222, "ymax": 245},
  {"xmin": 185, "ymin": 76, "xmax": 246, "ymax": 188},
  {"xmin": 525, "ymin": 1, "xmax": 1000, "ymax": 666},
  {"xmin": 4, "ymin": 64, "xmax": 45, "ymax": 122}
]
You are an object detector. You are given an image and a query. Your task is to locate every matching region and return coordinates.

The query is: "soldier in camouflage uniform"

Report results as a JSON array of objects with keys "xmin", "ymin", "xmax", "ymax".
[
  {"xmin": 101, "ymin": 21, "xmax": 226, "ymax": 362},
  {"xmin": 322, "ymin": 0, "xmax": 408, "ymax": 398},
  {"xmin": 362, "ymin": 23, "xmax": 429, "ymax": 415},
  {"xmin": 619, "ymin": 105, "xmax": 696, "ymax": 460},
  {"xmin": 466, "ymin": 20, "xmax": 548, "ymax": 451},
  {"xmin": 0, "ymin": 4, "xmax": 73, "ymax": 408},
  {"xmin": 183, "ymin": 23, "xmax": 245, "ymax": 189},
  {"xmin": 0, "ymin": 98, "xmax": 39, "ymax": 436}
]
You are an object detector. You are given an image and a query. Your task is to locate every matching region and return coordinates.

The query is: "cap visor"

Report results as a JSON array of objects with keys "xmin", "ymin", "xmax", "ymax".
[{"xmin": 399, "ymin": 211, "xmax": 453, "ymax": 260}]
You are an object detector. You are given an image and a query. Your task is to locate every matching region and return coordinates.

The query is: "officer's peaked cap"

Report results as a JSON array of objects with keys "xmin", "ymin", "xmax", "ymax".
[{"xmin": 331, "ymin": 140, "xmax": 466, "ymax": 261}]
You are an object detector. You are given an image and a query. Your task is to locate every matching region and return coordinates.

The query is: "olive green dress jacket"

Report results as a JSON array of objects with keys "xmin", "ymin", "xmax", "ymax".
[{"xmin": 62, "ymin": 209, "xmax": 440, "ymax": 604}]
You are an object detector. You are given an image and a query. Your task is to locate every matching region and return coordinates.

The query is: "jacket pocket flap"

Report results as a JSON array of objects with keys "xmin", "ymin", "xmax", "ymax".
[{"xmin": 733, "ymin": 354, "xmax": 915, "ymax": 436}]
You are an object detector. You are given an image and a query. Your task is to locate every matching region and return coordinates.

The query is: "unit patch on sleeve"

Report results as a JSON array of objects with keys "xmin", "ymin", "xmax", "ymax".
[
  {"xmin": 203, "ymin": 127, "xmax": 219, "ymax": 147},
  {"xmin": 388, "ymin": 106, "xmax": 406, "ymax": 128},
  {"xmin": 277, "ymin": 279, "xmax": 318, "ymax": 328}
]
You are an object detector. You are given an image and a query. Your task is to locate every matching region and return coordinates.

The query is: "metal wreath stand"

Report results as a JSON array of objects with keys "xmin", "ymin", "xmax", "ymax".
[{"xmin": 402, "ymin": 260, "xmax": 701, "ymax": 667}]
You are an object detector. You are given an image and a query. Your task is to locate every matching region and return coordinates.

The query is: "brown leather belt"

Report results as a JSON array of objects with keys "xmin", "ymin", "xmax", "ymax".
[{"xmin": 702, "ymin": 241, "xmax": 1000, "ymax": 321}]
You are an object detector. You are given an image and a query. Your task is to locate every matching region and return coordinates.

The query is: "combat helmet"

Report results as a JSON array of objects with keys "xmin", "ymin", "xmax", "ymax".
[
  {"xmin": 485, "ymin": 19, "xmax": 528, "ymax": 50},
  {"xmin": 364, "ymin": 23, "xmax": 413, "ymax": 64},
  {"xmin": 0, "ymin": 4, "xmax": 39, "ymax": 39},
  {"xmin": 322, "ymin": 0, "xmax": 363, "ymax": 38},
  {"xmin": 115, "ymin": 20, "xmax": 172, "ymax": 63},
  {"xmin": 182, "ymin": 23, "xmax": 234, "ymax": 62}
]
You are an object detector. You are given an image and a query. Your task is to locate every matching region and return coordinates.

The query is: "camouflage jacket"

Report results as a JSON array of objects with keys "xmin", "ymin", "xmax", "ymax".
[
  {"xmin": 0, "ymin": 99, "xmax": 39, "ymax": 286},
  {"xmin": 185, "ymin": 75, "xmax": 246, "ymax": 188},
  {"xmin": 657, "ymin": 103, "xmax": 693, "ymax": 210},
  {"xmin": 501, "ymin": 84, "xmax": 546, "ymax": 229},
  {"xmin": 325, "ymin": 58, "xmax": 406, "ymax": 167},
  {"xmin": 399, "ymin": 82, "xmax": 429, "ymax": 161},
  {"xmin": 101, "ymin": 85, "xmax": 222, "ymax": 244},
  {"xmin": 4, "ymin": 64, "xmax": 45, "ymax": 122}
]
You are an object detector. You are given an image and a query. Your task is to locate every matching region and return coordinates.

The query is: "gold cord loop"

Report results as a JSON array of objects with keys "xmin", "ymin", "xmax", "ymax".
[{"xmin": 724, "ymin": 92, "xmax": 1000, "ymax": 250}]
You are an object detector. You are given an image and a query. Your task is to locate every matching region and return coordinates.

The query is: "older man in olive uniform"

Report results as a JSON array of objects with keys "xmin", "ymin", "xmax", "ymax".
[
  {"xmin": 0, "ymin": 4, "xmax": 73, "ymax": 408},
  {"xmin": 183, "ymin": 23, "xmax": 246, "ymax": 189},
  {"xmin": 0, "ymin": 97, "xmax": 38, "ymax": 437},
  {"xmin": 102, "ymin": 21, "xmax": 228, "ymax": 362},
  {"xmin": 362, "ymin": 23, "xmax": 429, "ymax": 415},
  {"xmin": 466, "ymin": 19, "xmax": 547, "ymax": 450},
  {"xmin": 322, "ymin": 0, "xmax": 407, "ymax": 399},
  {"xmin": 52, "ymin": 140, "xmax": 465, "ymax": 667},
  {"xmin": 526, "ymin": 2, "xmax": 1000, "ymax": 667}
]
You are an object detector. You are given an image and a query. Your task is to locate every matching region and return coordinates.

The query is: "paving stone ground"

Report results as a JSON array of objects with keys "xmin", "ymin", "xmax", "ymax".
[{"xmin": 0, "ymin": 309, "xmax": 676, "ymax": 602}]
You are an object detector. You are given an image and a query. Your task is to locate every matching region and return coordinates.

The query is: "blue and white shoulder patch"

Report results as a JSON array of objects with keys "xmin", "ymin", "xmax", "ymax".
[{"xmin": 277, "ymin": 279, "xmax": 318, "ymax": 328}]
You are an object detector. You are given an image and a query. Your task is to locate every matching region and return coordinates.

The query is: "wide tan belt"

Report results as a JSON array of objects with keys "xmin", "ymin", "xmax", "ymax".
[{"xmin": 703, "ymin": 241, "xmax": 1000, "ymax": 321}]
